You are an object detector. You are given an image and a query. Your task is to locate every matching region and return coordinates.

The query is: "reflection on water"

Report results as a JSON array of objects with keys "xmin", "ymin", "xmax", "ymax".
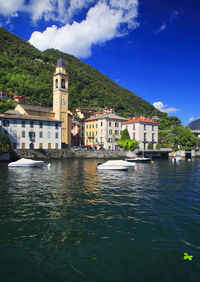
[{"xmin": 0, "ymin": 159, "xmax": 200, "ymax": 281}]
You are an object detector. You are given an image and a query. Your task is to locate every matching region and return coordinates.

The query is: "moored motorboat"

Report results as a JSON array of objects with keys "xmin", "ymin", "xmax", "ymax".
[
  {"xmin": 172, "ymin": 157, "xmax": 182, "ymax": 163},
  {"xmin": 126, "ymin": 157, "xmax": 152, "ymax": 163},
  {"xmin": 97, "ymin": 160, "xmax": 136, "ymax": 171},
  {"xmin": 8, "ymin": 158, "xmax": 44, "ymax": 167}
]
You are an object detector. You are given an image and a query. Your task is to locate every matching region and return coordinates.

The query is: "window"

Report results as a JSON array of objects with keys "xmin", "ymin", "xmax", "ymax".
[
  {"xmin": 90, "ymin": 124, "xmax": 91, "ymax": 128},
  {"xmin": 96, "ymin": 138, "xmax": 98, "ymax": 143},
  {"xmin": 86, "ymin": 125, "xmax": 88, "ymax": 129},
  {"xmin": 39, "ymin": 132, "xmax": 43, "ymax": 138},
  {"xmin": 89, "ymin": 132, "xmax": 91, "ymax": 137},
  {"xmin": 96, "ymin": 131, "xmax": 98, "ymax": 135},
  {"xmin": 133, "ymin": 133, "xmax": 135, "ymax": 139},
  {"xmin": 55, "ymin": 79, "xmax": 58, "ymax": 88},
  {"xmin": 39, "ymin": 143, "xmax": 43, "ymax": 149},
  {"xmin": 29, "ymin": 132, "xmax": 35, "ymax": 138},
  {"xmin": 30, "ymin": 143, "xmax": 34, "ymax": 149},
  {"xmin": 144, "ymin": 133, "xmax": 147, "ymax": 141},
  {"xmin": 109, "ymin": 122, "xmax": 111, "ymax": 126},
  {"xmin": 61, "ymin": 79, "xmax": 65, "ymax": 88},
  {"xmin": 55, "ymin": 132, "xmax": 59, "ymax": 139},
  {"xmin": 21, "ymin": 143, "xmax": 25, "ymax": 149},
  {"xmin": 92, "ymin": 132, "xmax": 94, "ymax": 136},
  {"xmin": 101, "ymin": 129, "xmax": 103, "ymax": 134},
  {"xmin": 144, "ymin": 124, "xmax": 146, "ymax": 130},
  {"xmin": 115, "ymin": 130, "xmax": 119, "ymax": 135},
  {"xmin": 152, "ymin": 125, "xmax": 155, "ymax": 131},
  {"xmin": 47, "ymin": 122, "xmax": 51, "ymax": 129},
  {"xmin": 21, "ymin": 131, "xmax": 25, "ymax": 138},
  {"xmin": 86, "ymin": 132, "xmax": 88, "ymax": 136},
  {"xmin": 48, "ymin": 143, "xmax": 51, "ymax": 149},
  {"xmin": 133, "ymin": 124, "xmax": 135, "ymax": 130},
  {"xmin": 92, "ymin": 124, "xmax": 94, "ymax": 128},
  {"xmin": 55, "ymin": 143, "xmax": 59, "ymax": 149},
  {"xmin": 101, "ymin": 122, "xmax": 103, "ymax": 126},
  {"xmin": 3, "ymin": 120, "xmax": 9, "ymax": 126},
  {"xmin": 108, "ymin": 138, "xmax": 112, "ymax": 142},
  {"xmin": 115, "ymin": 122, "xmax": 119, "ymax": 127},
  {"xmin": 109, "ymin": 129, "xmax": 112, "ymax": 135},
  {"xmin": 47, "ymin": 131, "xmax": 51, "ymax": 138},
  {"xmin": 152, "ymin": 133, "xmax": 155, "ymax": 142},
  {"xmin": 96, "ymin": 124, "xmax": 98, "ymax": 128},
  {"xmin": 39, "ymin": 122, "xmax": 43, "ymax": 128},
  {"xmin": 22, "ymin": 121, "xmax": 25, "ymax": 128},
  {"xmin": 30, "ymin": 121, "xmax": 34, "ymax": 128},
  {"xmin": 55, "ymin": 123, "xmax": 59, "ymax": 129}
]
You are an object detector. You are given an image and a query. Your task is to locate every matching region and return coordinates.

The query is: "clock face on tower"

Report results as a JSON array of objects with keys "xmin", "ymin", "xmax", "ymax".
[{"xmin": 61, "ymin": 99, "xmax": 66, "ymax": 105}]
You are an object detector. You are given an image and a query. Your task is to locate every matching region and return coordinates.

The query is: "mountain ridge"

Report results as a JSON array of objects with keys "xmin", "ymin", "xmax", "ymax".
[{"xmin": 0, "ymin": 27, "xmax": 162, "ymax": 118}]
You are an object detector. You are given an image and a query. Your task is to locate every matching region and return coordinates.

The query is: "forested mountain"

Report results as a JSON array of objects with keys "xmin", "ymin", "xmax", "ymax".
[{"xmin": 0, "ymin": 27, "xmax": 162, "ymax": 118}]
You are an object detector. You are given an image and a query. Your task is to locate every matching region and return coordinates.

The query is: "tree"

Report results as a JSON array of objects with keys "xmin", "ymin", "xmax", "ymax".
[
  {"xmin": 158, "ymin": 116, "xmax": 181, "ymax": 130},
  {"xmin": 171, "ymin": 125, "xmax": 199, "ymax": 149},
  {"xmin": 158, "ymin": 130, "xmax": 173, "ymax": 148},
  {"xmin": 0, "ymin": 99, "xmax": 14, "ymax": 113},
  {"xmin": 117, "ymin": 129, "xmax": 139, "ymax": 151},
  {"xmin": 148, "ymin": 142, "xmax": 153, "ymax": 149},
  {"xmin": 121, "ymin": 129, "xmax": 130, "ymax": 140},
  {"xmin": 117, "ymin": 139, "xmax": 139, "ymax": 151}
]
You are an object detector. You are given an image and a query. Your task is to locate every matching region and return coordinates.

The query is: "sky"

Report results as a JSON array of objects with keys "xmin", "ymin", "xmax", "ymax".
[{"xmin": 0, "ymin": 0, "xmax": 200, "ymax": 125}]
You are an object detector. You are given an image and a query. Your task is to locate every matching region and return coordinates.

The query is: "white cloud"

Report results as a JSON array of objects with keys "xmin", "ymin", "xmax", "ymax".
[
  {"xmin": 154, "ymin": 23, "xmax": 166, "ymax": 34},
  {"xmin": 188, "ymin": 117, "xmax": 194, "ymax": 122},
  {"xmin": 24, "ymin": 0, "xmax": 55, "ymax": 23},
  {"xmin": 153, "ymin": 101, "xmax": 179, "ymax": 114},
  {"xmin": 0, "ymin": 0, "xmax": 24, "ymax": 16},
  {"xmin": 29, "ymin": 0, "xmax": 139, "ymax": 58},
  {"xmin": 67, "ymin": 0, "xmax": 95, "ymax": 18}
]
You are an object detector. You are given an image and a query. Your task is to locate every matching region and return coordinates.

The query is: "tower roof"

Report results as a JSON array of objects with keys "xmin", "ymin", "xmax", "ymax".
[{"xmin": 56, "ymin": 57, "xmax": 65, "ymax": 67}]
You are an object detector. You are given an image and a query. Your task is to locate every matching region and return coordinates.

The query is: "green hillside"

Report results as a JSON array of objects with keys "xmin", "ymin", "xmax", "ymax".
[{"xmin": 0, "ymin": 27, "xmax": 162, "ymax": 118}]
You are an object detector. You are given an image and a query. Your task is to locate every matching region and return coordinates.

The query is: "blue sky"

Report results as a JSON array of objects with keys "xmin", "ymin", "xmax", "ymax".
[{"xmin": 0, "ymin": 0, "xmax": 199, "ymax": 125}]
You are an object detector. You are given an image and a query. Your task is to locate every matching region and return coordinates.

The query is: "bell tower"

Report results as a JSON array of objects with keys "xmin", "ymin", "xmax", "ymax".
[{"xmin": 53, "ymin": 58, "xmax": 69, "ymax": 146}]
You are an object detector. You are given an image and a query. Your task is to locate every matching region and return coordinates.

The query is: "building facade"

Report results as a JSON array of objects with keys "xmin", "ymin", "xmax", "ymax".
[
  {"xmin": 0, "ymin": 114, "xmax": 61, "ymax": 149},
  {"xmin": 85, "ymin": 113, "xmax": 128, "ymax": 150},
  {"xmin": 122, "ymin": 117, "xmax": 158, "ymax": 150}
]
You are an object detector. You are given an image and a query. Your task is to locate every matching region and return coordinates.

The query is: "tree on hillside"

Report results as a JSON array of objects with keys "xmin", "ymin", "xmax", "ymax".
[{"xmin": 0, "ymin": 99, "xmax": 14, "ymax": 113}]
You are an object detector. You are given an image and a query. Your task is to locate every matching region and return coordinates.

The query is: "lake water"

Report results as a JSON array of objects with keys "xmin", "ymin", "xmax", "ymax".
[{"xmin": 0, "ymin": 158, "xmax": 200, "ymax": 282}]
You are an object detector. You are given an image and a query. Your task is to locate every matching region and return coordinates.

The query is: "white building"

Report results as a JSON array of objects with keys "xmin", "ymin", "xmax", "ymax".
[
  {"xmin": 121, "ymin": 117, "xmax": 158, "ymax": 150},
  {"xmin": 85, "ymin": 113, "xmax": 128, "ymax": 150},
  {"xmin": 0, "ymin": 112, "xmax": 62, "ymax": 149}
]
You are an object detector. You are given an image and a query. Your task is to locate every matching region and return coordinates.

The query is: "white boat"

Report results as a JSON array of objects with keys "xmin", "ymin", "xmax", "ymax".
[
  {"xmin": 172, "ymin": 157, "xmax": 182, "ymax": 163},
  {"xmin": 97, "ymin": 160, "xmax": 136, "ymax": 171},
  {"xmin": 8, "ymin": 158, "xmax": 44, "ymax": 167},
  {"xmin": 126, "ymin": 157, "xmax": 152, "ymax": 163}
]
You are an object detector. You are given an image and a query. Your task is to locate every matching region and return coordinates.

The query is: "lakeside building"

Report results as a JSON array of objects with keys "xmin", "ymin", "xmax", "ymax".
[
  {"xmin": 0, "ymin": 112, "xmax": 61, "ymax": 149},
  {"xmin": 0, "ymin": 58, "xmax": 72, "ymax": 149},
  {"xmin": 121, "ymin": 117, "xmax": 158, "ymax": 150},
  {"xmin": 85, "ymin": 113, "xmax": 128, "ymax": 150}
]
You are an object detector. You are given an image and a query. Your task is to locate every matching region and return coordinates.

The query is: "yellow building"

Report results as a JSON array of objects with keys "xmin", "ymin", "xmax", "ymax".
[{"xmin": 85, "ymin": 117, "xmax": 99, "ymax": 148}]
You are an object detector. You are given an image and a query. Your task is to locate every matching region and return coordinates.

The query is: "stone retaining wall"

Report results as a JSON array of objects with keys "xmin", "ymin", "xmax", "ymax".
[{"xmin": 11, "ymin": 149, "xmax": 134, "ymax": 160}]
